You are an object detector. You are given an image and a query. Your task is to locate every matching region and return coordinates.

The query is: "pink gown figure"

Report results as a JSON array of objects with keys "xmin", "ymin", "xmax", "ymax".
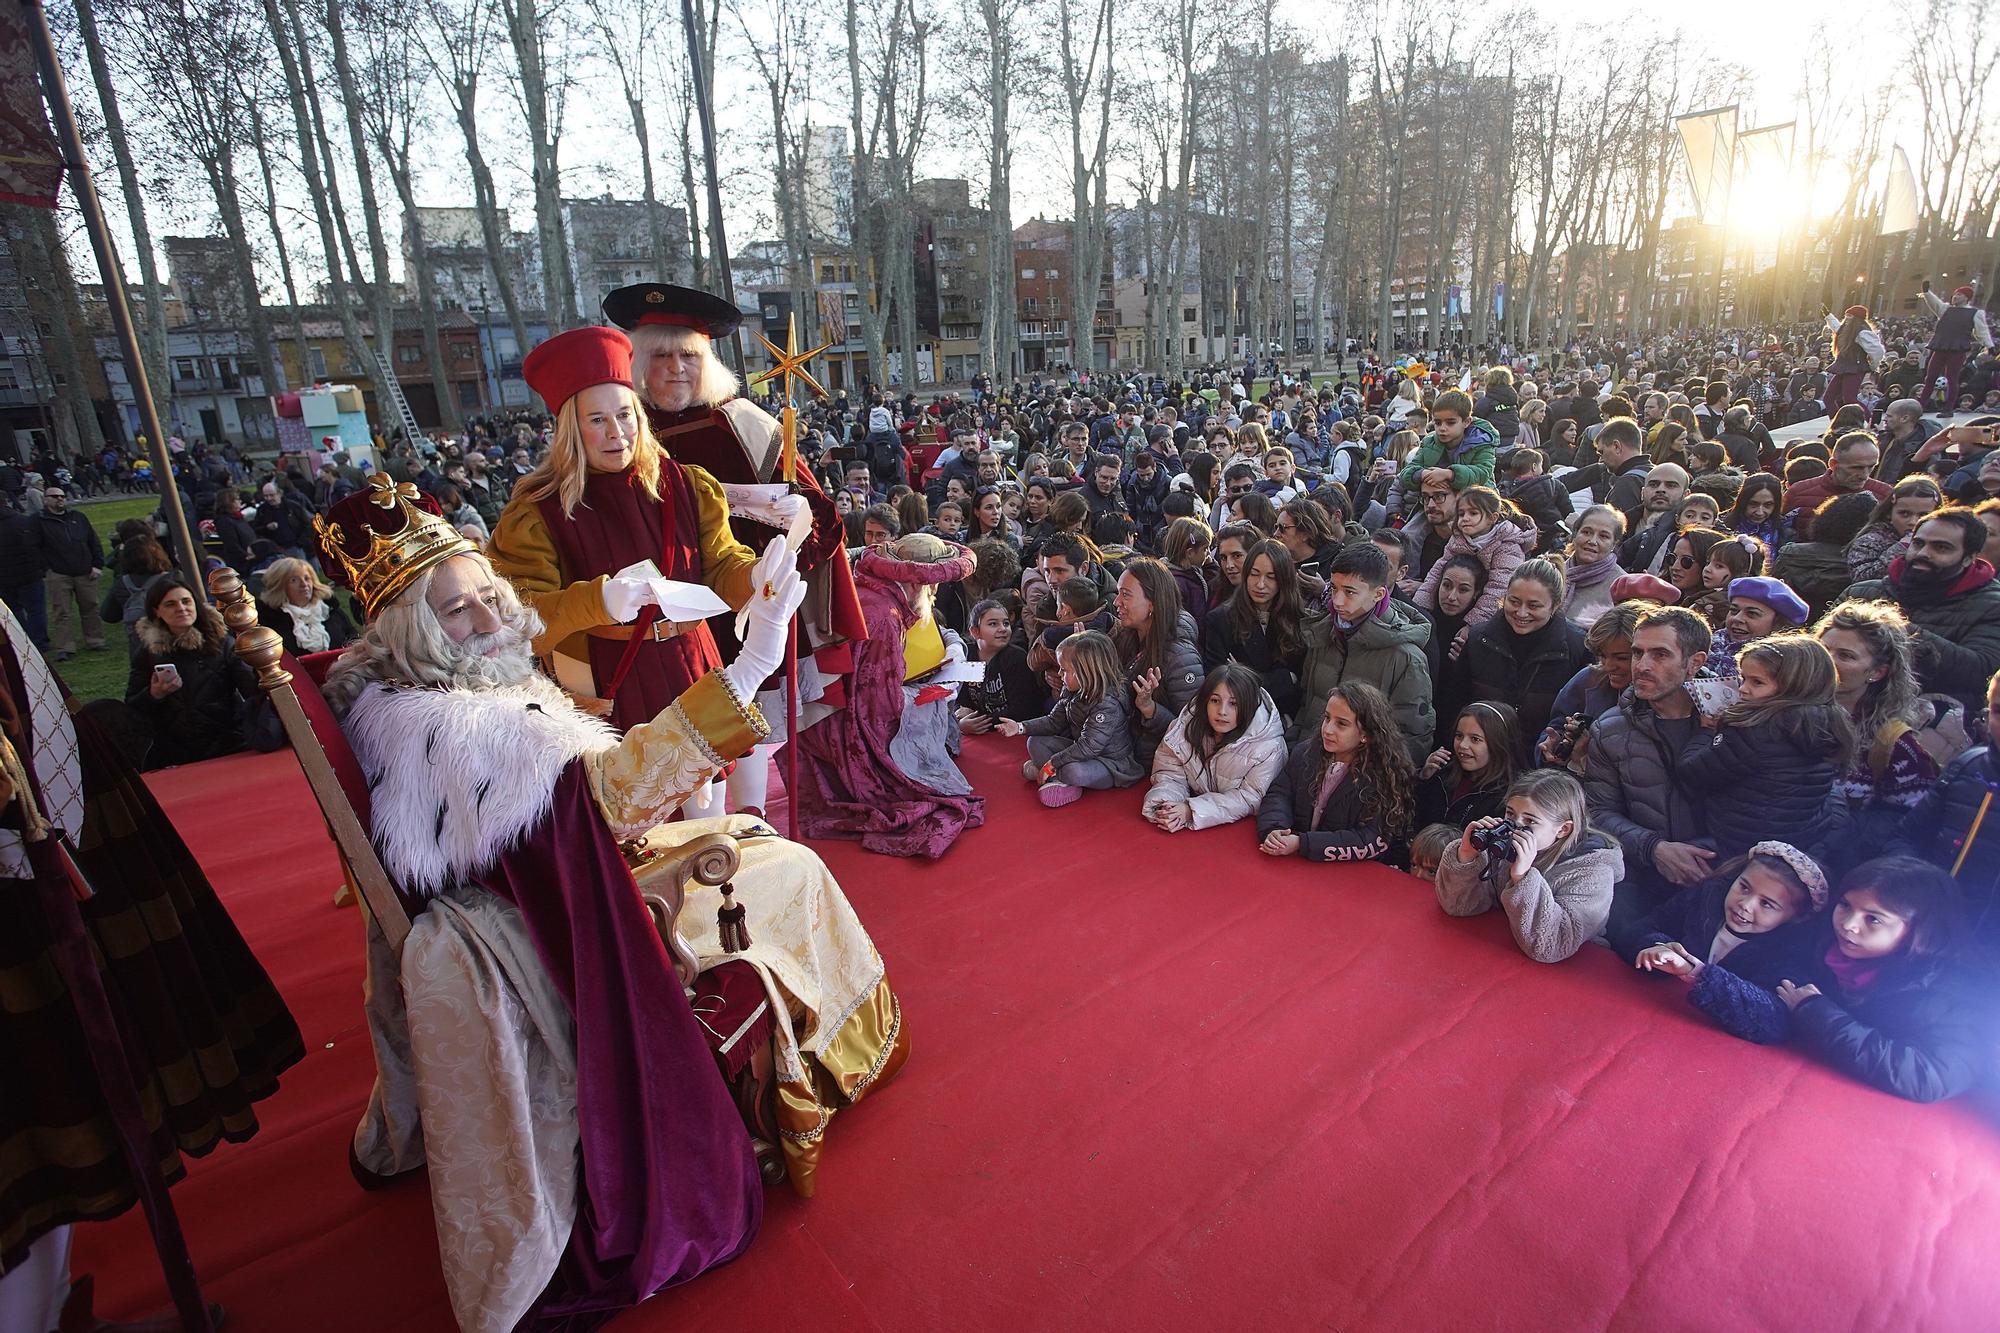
[{"xmin": 793, "ymin": 534, "xmax": 985, "ymax": 858}]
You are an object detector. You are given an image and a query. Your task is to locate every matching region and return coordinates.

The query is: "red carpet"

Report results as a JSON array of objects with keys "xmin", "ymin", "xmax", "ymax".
[{"xmin": 77, "ymin": 739, "xmax": 2000, "ymax": 1330}]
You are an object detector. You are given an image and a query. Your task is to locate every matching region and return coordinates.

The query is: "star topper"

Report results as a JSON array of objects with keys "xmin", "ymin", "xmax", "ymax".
[{"xmin": 750, "ymin": 313, "xmax": 831, "ymax": 405}]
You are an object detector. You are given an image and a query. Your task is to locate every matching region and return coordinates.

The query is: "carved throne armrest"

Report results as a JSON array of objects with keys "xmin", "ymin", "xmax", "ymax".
[{"xmin": 625, "ymin": 831, "xmax": 742, "ymax": 989}]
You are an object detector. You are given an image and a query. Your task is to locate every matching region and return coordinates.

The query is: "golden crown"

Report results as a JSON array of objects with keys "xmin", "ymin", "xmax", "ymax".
[{"xmin": 312, "ymin": 474, "xmax": 477, "ymax": 617}]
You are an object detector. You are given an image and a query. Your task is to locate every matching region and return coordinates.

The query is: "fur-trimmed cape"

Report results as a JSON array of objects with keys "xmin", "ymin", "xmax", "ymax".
[{"xmin": 343, "ymin": 672, "xmax": 619, "ymax": 894}]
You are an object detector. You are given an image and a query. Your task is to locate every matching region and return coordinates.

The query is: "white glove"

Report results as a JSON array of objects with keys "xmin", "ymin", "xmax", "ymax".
[
  {"xmin": 771, "ymin": 492, "xmax": 811, "ymax": 549},
  {"xmin": 722, "ymin": 537, "xmax": 807, "ymax": 699},
  {"xmin": 601, "ymin": 576, "xmax": 657, "ymax": 624}
]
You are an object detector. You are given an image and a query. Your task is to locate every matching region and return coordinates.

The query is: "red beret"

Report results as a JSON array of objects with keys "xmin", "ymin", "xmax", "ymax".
[
  {"xmin": 522, "ymin": 326, "xmax": 634, "ymax": 416},
  {"xmin": 1843, "ymin": 305, "xmax": 1869, "ymax": 319},
  {"xmin": 1610, "ymin": 573, "xmax": 1680, "ymax": 606},
  {"xmin": 1953, "ymin": 285, "xmax": 1976, "ymax": 301}
]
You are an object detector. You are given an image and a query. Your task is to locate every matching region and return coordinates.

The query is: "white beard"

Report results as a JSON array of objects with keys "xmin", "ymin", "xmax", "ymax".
[{"xmin": 436, "ymin": 624, "xmax": 538, "ymax": 692}]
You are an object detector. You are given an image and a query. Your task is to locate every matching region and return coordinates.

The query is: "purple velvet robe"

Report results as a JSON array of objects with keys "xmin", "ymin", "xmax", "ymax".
[
  {"xmin": 792, "ymin": 569, "xmax": 985, "ymax": 859},
  {"xmin": 475, "ymin": 762, "xmax": 761, "ymax": 1330}
]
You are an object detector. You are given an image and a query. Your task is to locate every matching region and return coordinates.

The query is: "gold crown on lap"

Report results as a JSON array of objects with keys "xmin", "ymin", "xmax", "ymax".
[{"xmin": 313, "ymin": 474, "xmax": 476, "ymax": 617}]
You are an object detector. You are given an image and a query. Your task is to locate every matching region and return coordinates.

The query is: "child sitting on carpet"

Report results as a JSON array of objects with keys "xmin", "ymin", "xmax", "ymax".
[
  {"xmin": 1432, "ymin": 769, "xmax": 1622, "ymax": 962},
  {"xmin": 1256, "ymin": 681, "xmax": 1414, "ymax": 863},
  {"xmin": 1416, "ymin": 701, "xmax": 1519, "ymax": 829},
  {"xmin": 1620, "ymin": 841, "xmax": 1830, "ymax": 1042},
  {"xmin": 1777, "ymin": 857, "xmax": 1996, "ymax": 1102},
  {"xmin": 956, "ymin": 599, "xmax": 1048, "ymax": 732},
  {"xmin": 1409, "ymin": 823, "xmax": 1458, "ymax": 885},
  {"xmin": 1143, "ymin": 663, "xmax": 1288, "ymax": 833},
  {"xmin": 999, "ymin": 631, "xmax": 1143, "ymax": 808}
]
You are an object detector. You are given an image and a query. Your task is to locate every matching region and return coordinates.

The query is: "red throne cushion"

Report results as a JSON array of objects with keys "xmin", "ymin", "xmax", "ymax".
[{"xmin": 291, "ymin": 650, "xmax": 371, "ymax": 832}]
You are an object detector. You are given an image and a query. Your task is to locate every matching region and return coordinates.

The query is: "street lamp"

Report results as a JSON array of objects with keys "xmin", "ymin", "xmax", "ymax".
[{"xmin": 474, "ymin": 283, "xmax": 498, "ymax": 412}]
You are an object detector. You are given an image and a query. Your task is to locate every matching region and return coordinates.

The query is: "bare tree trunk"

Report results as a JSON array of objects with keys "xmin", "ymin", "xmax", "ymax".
[
  {"xmin": 263, "ymin": 0, "xmax": 371, "ymax": 369},
  {"xmin": 8, "ymin": 206, "xmax": 106, "ymax": 458},
  {"xmin": 246, "ymin": 94, "xmax": 310, "ymax": 372},
  {"xmin": 980, "ymin": 0, "xmax": 1018, "ymax": 381},
  {"xmin": 1058, "ymin": 0, "xmax": 1114, "ymax": 371},
  {"xmin": 202, "ymin": 147, "xmax": 285, "ymax": 398},
  {"xmin": 843, "ymin": 0, "xmax": 893, "ymax": 388},
  {"xmin": 500, "ymin": 0, "xmax": 578, "ymax": 328},
  {"xmin": 323, "ymin": 0, "xmax": 398, "ymax": 377},
  {"xmin": 72, "ymin": 0, "xmax": 170, "ymax": 434}
]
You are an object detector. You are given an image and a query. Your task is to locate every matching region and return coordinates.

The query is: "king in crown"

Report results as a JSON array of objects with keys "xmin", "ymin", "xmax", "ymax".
[{"xmin": 308, "ymin": 470, "xmax": 907, "ymax": 1329}]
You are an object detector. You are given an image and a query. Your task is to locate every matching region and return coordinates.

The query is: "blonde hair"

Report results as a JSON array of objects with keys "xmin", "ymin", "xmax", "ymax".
[
  {"xmin": 1508, "ymin": 768, "xmax": 1594, "ymax": 872},
  {"xmin": 512, "ymin": 385, "xmax": 663, "ymax": 519},
  {"xmin": 627, "ymin": 323, "xmax": 742, "ymax": 410},
  {"xmin": 258, "ymin": 555, "xmax": 333, "ymax": 609},
  {"xmin": 1383, "ymin": 429, "xmax": 1421, "ymax": 465},
  {"xmin": 1162, "ymin": 516, "xmax": 1213, "ymax": 567},
  {"xmin": 1056, "ymin": 629, "xmax": 1122, "ymax": 704}
]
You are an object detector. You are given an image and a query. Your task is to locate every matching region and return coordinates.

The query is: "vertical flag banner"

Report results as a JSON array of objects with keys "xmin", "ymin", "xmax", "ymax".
[
  {"xmin": 0, "ymin": 0, "xmax": 63, "ymax": 207},
  {"xmin": 1880, "ymin": 145, "xmax": 1919, "ymax": 235},
  {"xmin": 1675, "ymin": 105, "xmax": 1739, "ymax": 223}
]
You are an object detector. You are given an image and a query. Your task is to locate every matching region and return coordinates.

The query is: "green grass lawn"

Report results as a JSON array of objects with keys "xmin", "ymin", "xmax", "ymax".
[{"xmin": 59, "ymin": 496, "xmax": 163, "ymax": 703}]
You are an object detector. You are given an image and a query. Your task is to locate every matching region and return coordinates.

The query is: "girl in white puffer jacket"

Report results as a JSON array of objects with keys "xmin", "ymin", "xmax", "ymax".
[{"xmin": 1142, "ymin": 664, "xmax": 1289, "ymax": 833}]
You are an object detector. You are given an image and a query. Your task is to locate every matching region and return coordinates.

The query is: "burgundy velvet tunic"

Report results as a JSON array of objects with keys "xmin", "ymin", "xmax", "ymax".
[{"xmin": 538, "ymin": 460, "xmax": 719, "ymax": 733}]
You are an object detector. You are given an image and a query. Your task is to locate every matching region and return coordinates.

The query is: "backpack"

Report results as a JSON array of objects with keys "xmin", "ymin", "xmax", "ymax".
[
  {"xmin": 1870, "ymin": 696, "xmax": 1974, "ymax": 779},
  {"xmin": 867, "ymin": 430, "xmax": 903, "ymax": 475}
]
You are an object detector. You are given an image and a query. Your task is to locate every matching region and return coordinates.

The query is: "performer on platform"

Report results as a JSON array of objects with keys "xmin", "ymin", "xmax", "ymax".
[
  {"xmin": 1824, "ymin": 306, "xmax": 1885, "ymax": 413},
  {"xmin": 487, "ymin": 324, "xmax": 776, "ymax": 815},
  {"xmin": 316, "ymin": 481, "xmax": 907, "ymax": 1331},
  {"xmin": 1919, "ymin": 281, "xmax": 1993, "ymax": 416},
  {"xmin": 604, "ymin": 282, "xmax": 868, "ymax": 816}
]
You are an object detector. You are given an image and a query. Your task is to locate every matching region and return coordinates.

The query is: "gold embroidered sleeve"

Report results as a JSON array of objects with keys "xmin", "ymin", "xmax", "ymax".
[
  {"xmin": 585, "ymin": 672, "xmax": 770, "ymax": 836},
  {"xmin": 487, "ymin": 496, "xmax": 615, "ymax": 654},
  {"xmin": 687, "ymin": 464, "xmax": 759, "ymax": 612}
]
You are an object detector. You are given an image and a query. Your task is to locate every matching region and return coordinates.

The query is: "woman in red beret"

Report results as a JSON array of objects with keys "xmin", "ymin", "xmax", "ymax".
[{"xmin": 487, "ymin": 326, "xmax": 760, "ymax": 784}]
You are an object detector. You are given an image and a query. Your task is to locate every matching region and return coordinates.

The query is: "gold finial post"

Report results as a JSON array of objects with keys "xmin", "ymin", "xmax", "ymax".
[{"xmin": 749, "ymin": 313, "xmax": 832, "ymax": 484}]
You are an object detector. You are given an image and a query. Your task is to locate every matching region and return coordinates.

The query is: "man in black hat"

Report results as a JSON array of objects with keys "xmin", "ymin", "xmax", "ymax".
[{"xmin": 602, "ymin": 283, "xmax": 867, "ymax": 816}]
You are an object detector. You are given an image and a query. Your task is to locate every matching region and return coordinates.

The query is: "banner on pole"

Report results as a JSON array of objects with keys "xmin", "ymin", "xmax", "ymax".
[
  {"xmin": 0, "ymin": 0, "xmax": 62, "ymax": 207},
  {"xmin": 1675, "ymin": 105, "xmax": 1739, "ymax": 223},
  {"xmin": 1880, "ymin": 145, "xmax": 1919, "ymax": 235}
]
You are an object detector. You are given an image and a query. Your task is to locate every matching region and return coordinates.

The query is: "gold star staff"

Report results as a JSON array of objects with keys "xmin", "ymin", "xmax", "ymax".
[
  {"xmin": 749, "ymin": 314, "xmax": 832, "ymax": 483},
  {"xmin": 746, "ymin": 313, "xmax": 830, "ymax": 841}
]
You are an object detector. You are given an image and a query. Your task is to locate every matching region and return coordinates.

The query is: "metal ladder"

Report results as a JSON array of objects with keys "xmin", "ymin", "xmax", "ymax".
[{"xmin": 373, "ymin": 347, "xmax": 425, "ymax": 446}]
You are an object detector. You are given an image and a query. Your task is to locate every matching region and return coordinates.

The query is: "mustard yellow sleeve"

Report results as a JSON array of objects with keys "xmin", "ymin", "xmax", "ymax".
[
  {"xmin": 686, "ymin": 464, "xmax": 759, "ymax": 612},
  {"xmin": 584, "ymin": 671, "xmax": 770, "ymax": 836},
  {"xmin": 487, "ymin": 494, "xmax": 616, "ymax": 653}
]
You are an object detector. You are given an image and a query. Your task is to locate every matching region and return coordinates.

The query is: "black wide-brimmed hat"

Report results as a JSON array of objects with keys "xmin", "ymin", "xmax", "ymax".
[{"xmin": 601, "ymin": 283, "xmax": 742, "ymax": 338}]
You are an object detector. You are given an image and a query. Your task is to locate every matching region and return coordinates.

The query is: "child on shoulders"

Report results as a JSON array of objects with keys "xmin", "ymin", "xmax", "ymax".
[
  {"xmin": 999, "ymin": 631, "xmax": 1142, "ymax": 808},
  {"xmin": 1412, "ymin": 485, "xmax": 1536, "ymax": 648},
  {"xmin": 1257, "ymin": 681, "xmax": 1414, "ymax": 864}
]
